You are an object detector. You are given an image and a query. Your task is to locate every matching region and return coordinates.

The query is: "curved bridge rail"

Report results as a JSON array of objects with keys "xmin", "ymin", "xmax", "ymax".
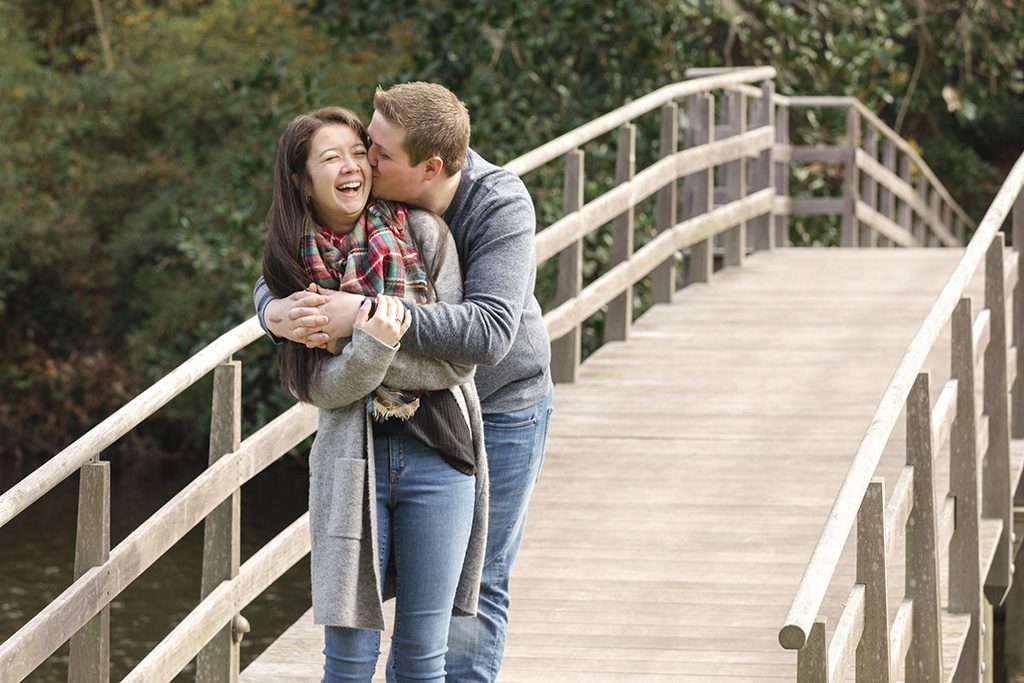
[
  {"xmin": 0, "ymin": 65, "xmax": 1007, "ymax": 682},
  {"xmin": 779, "ymin": 152, "xmax": 1024, "ymax": 681}
]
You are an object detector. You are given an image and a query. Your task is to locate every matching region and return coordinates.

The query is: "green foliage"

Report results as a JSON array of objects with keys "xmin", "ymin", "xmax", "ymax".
[{"xmin": 3, "ymin": 0, "xmax": 1023, "ymax": 458}]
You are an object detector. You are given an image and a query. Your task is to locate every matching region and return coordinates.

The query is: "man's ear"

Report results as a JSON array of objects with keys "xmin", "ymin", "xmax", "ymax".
[{"xmin": 422, "ymin": 156, "xmax": 444, "ymax": 181}]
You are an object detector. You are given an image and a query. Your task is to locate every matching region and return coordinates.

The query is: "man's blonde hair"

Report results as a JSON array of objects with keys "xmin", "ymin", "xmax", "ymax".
[{"xmin": 373, "ymin": 82, "xmax": 470, "ymax": 176}]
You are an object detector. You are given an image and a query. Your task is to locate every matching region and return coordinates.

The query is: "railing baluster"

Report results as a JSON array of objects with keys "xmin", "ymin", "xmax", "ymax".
[
  {"xmin": 750, "ymin": 80, "xmax": 775, "ymax": 251},
  {"xmin": 653, "ymin": 102, "xmax": 679, "ymax": 302},
  {"xmin": 1012, "ymin": 192, "xmax": 1024, "ymax": 437},
  {"xmin": 798, "ymin": 620, "xmax": 830, "ymax": 682},
  {"xmin": 905, "ymin": 372, "xmax": 943, "ymax": 683},
  {"xmin": 856, "ymin": 479, "xmax": 891, "ymax": 682},
  {"xmin": 685, "ymin": 92, "xmax": 715, "ymax": 284},
  {"xmin": 897, "ymin": 155, "xmax": 913, "ymax": 246},
  {"xmin": 930, "ymin": 191, "xmax": 943, "ymax": 248},
  {"xmin": 775, "ymin": 103, "xmax": 790, "ymax": 247},
  {"xmin": 916, "ymin": 176, "xmax": 929, "ymax": 246},
  {"xmin": 722, "ymin": 91, "xmax": 747, "ymax": 266},
  {"xmin": 197, "ymin": 360, "xmax": 243, "ymax": 683},
  {"xmin": 551, "ymin": 150, "xmax": 584, "ymax": 383},
  {"xmin": 603, "ymin": 124, "xmax": 636, "ymax": 344},
  {"xmin": 878, "ymin": 141, "xmax": 896, "ymax": 247},
  {"xmin": 842, "ymin": 106, "xmax": 860, "ymax": 247},
  {"xmin": 861, "ymin": 127, "xmax": 878, "ymax": 248},
  {"xmin": 950, "ymin": 297, "xmax": 983, "ymax": 682},
  {"xmin": 68, "ymin": 460, "xmax": 111, "ymax": 683},
  {"xmin": 983, "ymin": 233, "xmax": 1012, "ymax": 605}
]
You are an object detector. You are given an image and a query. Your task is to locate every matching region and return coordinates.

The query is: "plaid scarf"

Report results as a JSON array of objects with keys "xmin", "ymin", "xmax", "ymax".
[{"xmin": 301, "ymin": 199, "xmax": 430, "ymax": 421}]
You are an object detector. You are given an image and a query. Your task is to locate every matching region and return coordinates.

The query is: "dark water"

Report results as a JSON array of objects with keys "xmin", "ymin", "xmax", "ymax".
[{"xmin": 0, "ymin": 451, "xmax": 313, "ymax": 681}]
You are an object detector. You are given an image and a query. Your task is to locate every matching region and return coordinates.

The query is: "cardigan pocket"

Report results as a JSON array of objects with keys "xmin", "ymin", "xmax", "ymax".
[{"xmin": 327, "ymin": 457, "xmax": 366, "ymax": 539}]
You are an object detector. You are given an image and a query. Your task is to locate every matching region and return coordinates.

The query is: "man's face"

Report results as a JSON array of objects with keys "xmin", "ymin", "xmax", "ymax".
[{"xmin": 366, "ymin": 111, "xmax": 423, "ymax": 203}]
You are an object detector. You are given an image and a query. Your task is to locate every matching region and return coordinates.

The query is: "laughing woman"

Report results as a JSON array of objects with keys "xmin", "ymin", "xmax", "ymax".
[{"xmin": 261, "ymin": 107, "xmax": 487, "ymax": 683}]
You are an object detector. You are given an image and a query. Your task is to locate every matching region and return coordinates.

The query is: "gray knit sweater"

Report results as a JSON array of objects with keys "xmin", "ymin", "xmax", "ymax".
[
  {"xmin": 304, "ymin": 211, "xmax": 488, "ymax": 629},
  {"xmin": 255, "ymin": 148, "xmax": 552, "ymax": 414}
]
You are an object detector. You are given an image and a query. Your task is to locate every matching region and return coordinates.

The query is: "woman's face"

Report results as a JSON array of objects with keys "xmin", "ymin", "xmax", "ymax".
[{"xmin": 304, "ymin": 123, "xmax": 371, "ymax": 232}]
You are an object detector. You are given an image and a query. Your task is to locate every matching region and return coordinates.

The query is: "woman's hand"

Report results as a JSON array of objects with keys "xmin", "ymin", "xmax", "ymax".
[{"xmin": 354, "ymin": 294, "xmax": 411, "ymax": 347}]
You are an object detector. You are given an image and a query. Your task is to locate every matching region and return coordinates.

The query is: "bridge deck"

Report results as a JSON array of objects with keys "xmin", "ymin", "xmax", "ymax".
[{"xmin": 241, "ymin": 248, "xmax": 982, "ymax": 682}]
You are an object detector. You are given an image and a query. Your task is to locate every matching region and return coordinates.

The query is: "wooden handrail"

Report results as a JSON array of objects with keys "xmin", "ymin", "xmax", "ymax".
[
  {"xmin": 0, "ymin": 317, "xmax": 264, "ymax": 530},
  {"xmin": 780, "ymin": 95, "xmax": 975, "ymax": 233},
  {"xmin": 778, "ymin": 148, "xmax": 1024, "ymax": 650},
  {"xmin": 0, "ymin": 402, "xmax": 318, "ymax": 680},
  {"xmin": 503, "ymin": 67, "xmax": 776, "ymax": 176}
]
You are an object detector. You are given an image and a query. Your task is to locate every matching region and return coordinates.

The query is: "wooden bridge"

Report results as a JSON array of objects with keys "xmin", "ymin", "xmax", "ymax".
[{"xmin": 4, "ymin": 67, "xmax": 1024, "ymax": 682}]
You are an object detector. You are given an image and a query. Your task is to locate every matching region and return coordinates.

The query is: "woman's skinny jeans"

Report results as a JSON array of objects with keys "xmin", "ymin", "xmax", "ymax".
[{"xmin": 322, "ymin": 435, "xmax": 475, "ymax": 683}]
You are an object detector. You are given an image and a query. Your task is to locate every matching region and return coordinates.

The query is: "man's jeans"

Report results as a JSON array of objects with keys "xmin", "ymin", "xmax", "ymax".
[
  {"xmin": 323, "ymin": 436, "xmax": 475, "ymax": 683},
  {"xmin": 444, "ymin": 390, "xmax": 554, "ymax": 682}
]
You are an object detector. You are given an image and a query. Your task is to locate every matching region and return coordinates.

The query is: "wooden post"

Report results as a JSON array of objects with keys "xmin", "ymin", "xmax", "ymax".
[
  {"xmin": 551, "ymin": 150, "xmax": 584, "ymax": 384},
  {"xmin": 841, "ymin": 106, "xmax": 860, "ymax": 247},
  {"xmin": 1012, "ymin": 192, "xmax": 1024, "ymax": 438},
  {"xmin": 653, "ymin": 103, "xmax": 679, "ymax": 303},
  {"xmin": 749, "ymin": 80, "xmax": 775, "ymax": 251},
  {"xmin": 604, "ymin": 124, "xmax": 636, "ymax": 344},
  {"xmin": 798, "ymin": 620, "xmax": 829, "ymax": 683},
  {"xmin": 905, "ymin": 372, "xmax": 943, "ymax": 683},
  {"xmin": 897, "ymin": 155, "xmax": 912, "ymax": 244},
  {"xmin": 983, "ymin": 234, "xmax": 1012, "ymax": 605},
  {"xmin": 878, "ymin": 141, "xmax": 895, "ymax": 247},
  {"xmin": 722, "ymin": 91, "xmax": 747, "ymax": 266},
  {"xmin": 860, "ymin": 127, "xmax": 878, "ymax": 248},
  {"xmin": 196, "ymin": 361, "xmax": 243, "ymax": 683},
  {"xmin": 856, "ymin": 479, "xmax": 891, "ymax": 682},
  {"xmin": 930, "ymin": 192, "xmax": 943, "ymax": 247},
  {"xmin": 685, "ymin": 92, "xmax": 714, "ymax": 284},
  {"xmin": 942, "ymin": 204, "xmax": 953, "ymax": 241},
  {"xmin": 68, "ymin": 461, "xmax": 111, "ymax": 683},
  {"xmin": 775, "ymin": 104, "xmax": 790, "ymax": 247},
  {"xmin": 950, "ymin": 298, "xmax": 983, "ymax": 682},
  {"xmin": 914, "ymin": 175, "xmax": 928, "ymax": 246}
]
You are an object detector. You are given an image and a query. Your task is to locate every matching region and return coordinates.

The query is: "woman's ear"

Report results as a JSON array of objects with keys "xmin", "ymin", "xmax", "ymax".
[{"xmin": 290, "ymin": 172, "xmax": 300, "ymax": 190}]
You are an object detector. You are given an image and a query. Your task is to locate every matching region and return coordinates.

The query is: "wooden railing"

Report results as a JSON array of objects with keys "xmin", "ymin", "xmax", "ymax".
[
  {"xmin": 778, "ymin": 150, "xmax": 1024, "ymax": 681},
  {"xmin": 0, "ymin": 65, "xmax": 1000, "ymax": 682}
]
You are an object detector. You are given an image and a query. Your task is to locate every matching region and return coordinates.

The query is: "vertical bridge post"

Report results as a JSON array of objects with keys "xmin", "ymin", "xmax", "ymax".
[
  {"xmin": 722, "ymin": 91, "xmax": 747, "ymax": 267},
  {"xmin": 856, "ymin": 479, "xmax": 890, "ymax": 681},
  {"xmin": 750, "ymin": 80, "xmax": 775, "ymax": 251},
  {"xmin": 1006, "ymin": 193, "xmax": 1024, "ymax": 677},
  {"xmin": 604, "ymin": 124, "xmax": 636, "ymax": 344},
  {"xmin": 551, "ymin": 150, "xmax": 584, "ymax": 383},
  {"xmin": 774, "ymin": 101, "xmax": 790, "ymax": 247},
  {"xmin": 653, "ymin": 102, "xmax": 679, "ymax": 303},
  {"xmin": 906, "ymin": 372, "xmax": 943, "ymax": 683},
  {"xmin": 860, "ymin": 126, "xmax": 877, "ymax": 248},
  {"xmin": 950, "ymin": 297, "xmax": 983, "ymax": 681},
  {"xmin": 685, "ymin": 92, "xmax": 714, "ymax": 284},
  {"xmin": 841, "ymin": 106, "xmax": 860, "ymax": 247},
  {"xmin": 68, "ymin": 459, "xmax": 111, "ymax": 683},
  {"xmin": 197, "ymin": 360, "xmax": 243, "ymax": 682},
  {"xmin": 983, "ymin": 234, "xmax": 1012, "ymax": 606}
]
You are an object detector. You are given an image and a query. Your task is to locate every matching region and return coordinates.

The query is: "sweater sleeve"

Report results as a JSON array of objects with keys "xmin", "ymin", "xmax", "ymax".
[
  {"xmin": 305, "ymin": 327, "xmax": 397, "ymax": 410},
  {"xmin": 252, "ymin": 275, "xmax": 283, "ymax": 344},
  {"xmin": 383, "ymin": 211, "xmax": 475, "ymax": 389},
  {"xmin": 401, "ymin": 184, "xmax": 536, "ymax": 366}
]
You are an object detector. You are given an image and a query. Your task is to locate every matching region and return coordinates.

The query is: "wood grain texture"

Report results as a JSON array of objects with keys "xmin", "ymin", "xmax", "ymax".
[{"xmin": 242, "ymin": 249, "xmax": 990, "ymax": 682}]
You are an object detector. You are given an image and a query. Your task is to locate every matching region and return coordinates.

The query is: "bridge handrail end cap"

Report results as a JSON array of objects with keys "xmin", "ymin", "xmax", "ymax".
[{"xmin": 778, "ymin": 623, "xmax": 807, "ymax": 650}]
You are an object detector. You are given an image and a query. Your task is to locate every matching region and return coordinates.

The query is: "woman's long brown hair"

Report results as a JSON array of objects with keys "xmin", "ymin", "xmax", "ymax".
[{"xmin": 262, "ymin": 107, "xmax": 448, "ymax": 402}]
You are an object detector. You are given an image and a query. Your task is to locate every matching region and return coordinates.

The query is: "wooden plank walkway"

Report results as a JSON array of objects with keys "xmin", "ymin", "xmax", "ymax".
[{"xmin": 242, "ymin": 248, "xmax": 984, "ymax": 682}]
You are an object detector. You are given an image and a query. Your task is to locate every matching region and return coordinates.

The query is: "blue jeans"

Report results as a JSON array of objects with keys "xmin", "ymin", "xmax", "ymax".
[
  {"xmin": 443, "ymin": 390, "xmax": 554, "ymax": 682},
  {"xmin": 323, "ymin": 436, "xmax": 475, "ymax": 683}
]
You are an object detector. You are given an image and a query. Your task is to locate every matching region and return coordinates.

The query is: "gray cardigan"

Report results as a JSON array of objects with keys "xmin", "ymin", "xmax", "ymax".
[{"xmin": 303, "ymin": 211, "xmax": 488, "ymax": 630}]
